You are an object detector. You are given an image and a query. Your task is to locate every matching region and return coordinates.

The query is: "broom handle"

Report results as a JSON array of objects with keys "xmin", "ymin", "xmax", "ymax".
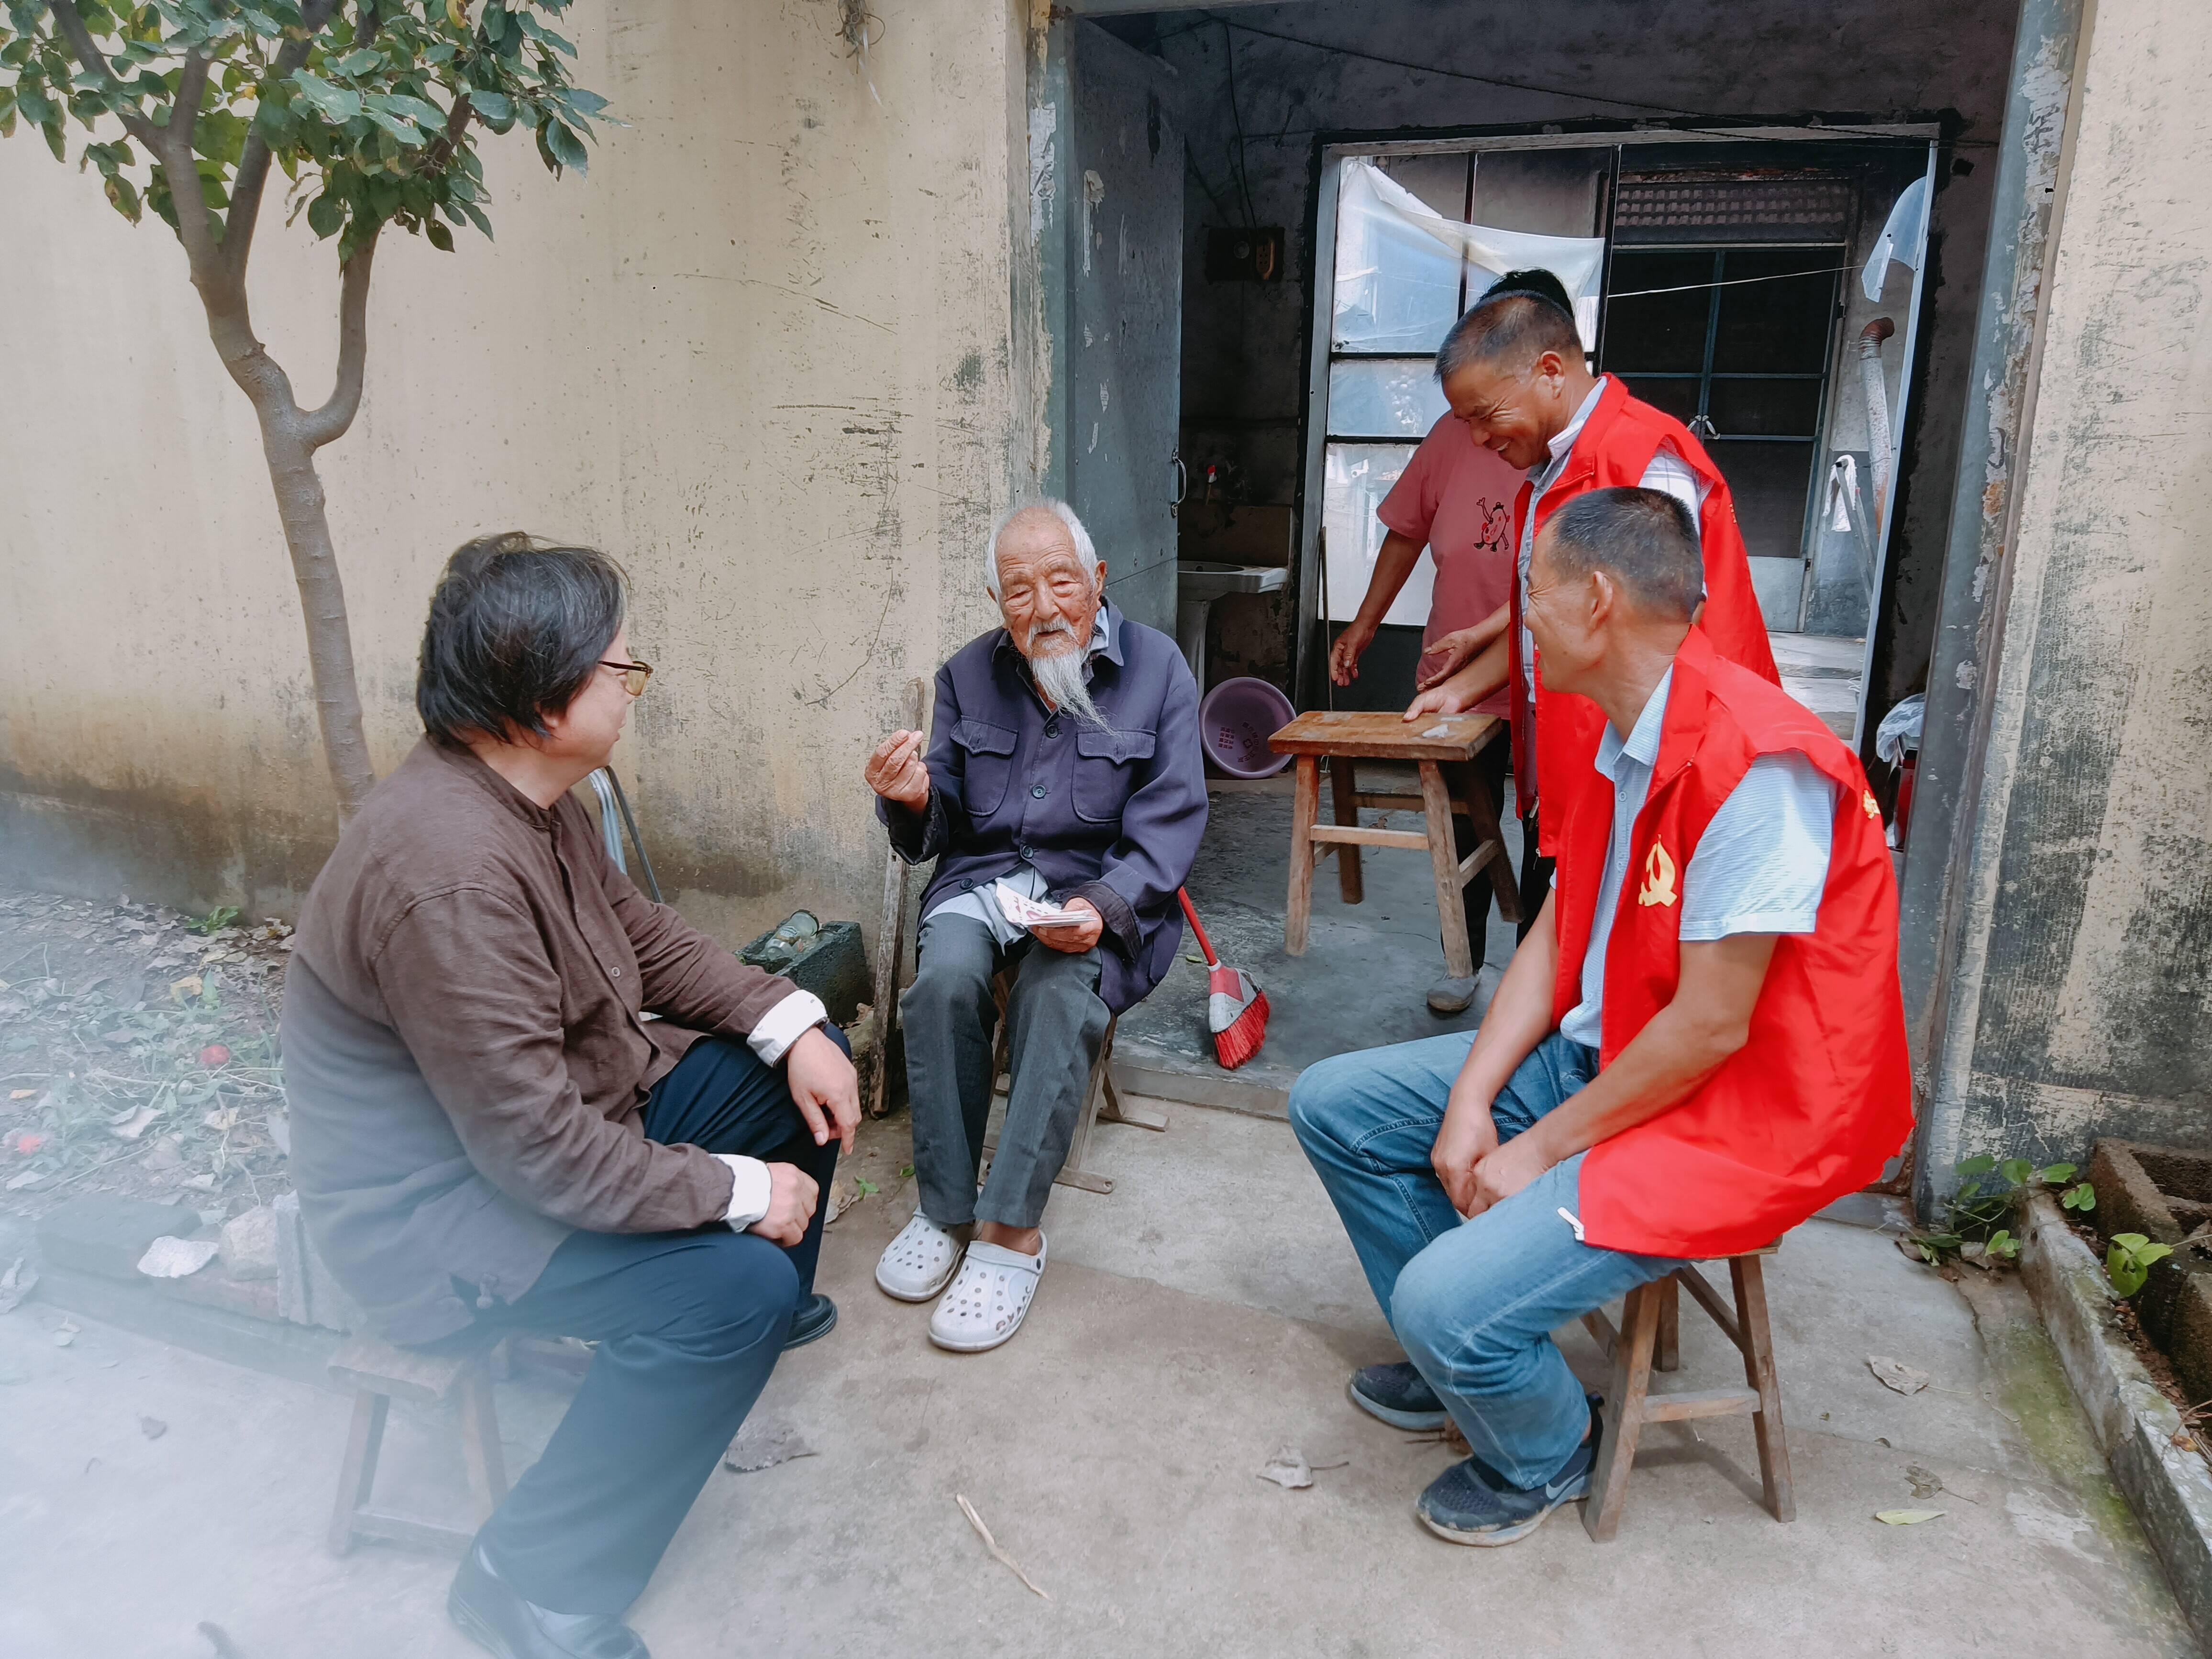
[{"xmin": 1176, "ymin": 887, "xmax": 1221, "ymax": 969}]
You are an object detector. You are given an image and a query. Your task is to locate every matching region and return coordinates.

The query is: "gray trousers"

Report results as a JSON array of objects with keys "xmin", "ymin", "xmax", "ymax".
[{"xmin": 900, "ymin": 912, "xmax": 1110, "ymax": 1231}]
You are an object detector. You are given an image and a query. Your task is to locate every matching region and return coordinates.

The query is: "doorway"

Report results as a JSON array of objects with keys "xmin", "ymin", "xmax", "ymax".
[{"xmin": 1296, "ymin": 133, "xmax": 1936, "ymax": 741}]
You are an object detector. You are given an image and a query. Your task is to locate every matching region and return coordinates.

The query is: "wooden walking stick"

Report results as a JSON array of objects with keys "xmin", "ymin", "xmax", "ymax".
[{"xmin": 868, "ymin": 676, "xmax": 928, "ymax": 1117}]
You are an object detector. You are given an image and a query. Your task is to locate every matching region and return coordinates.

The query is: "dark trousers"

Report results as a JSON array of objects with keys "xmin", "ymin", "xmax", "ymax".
[
  {"xmin": 1442, "ymin": 738, "xmax": 1513, "ymax": 943},
  {"xmin": 1514, "ymin": 803, "xmax": 1554, "ymax": 944},
  {"xmin": 1441, "ymin": 741, "xmax": 1553, "ymax": 950},
  {"xmin": 900, "ymin": 912, "xmax": 1109, "ymax": 1231},
  {"xmin": 464, "ymin": 1032, "xmax": 842, "ymax": 1615}
]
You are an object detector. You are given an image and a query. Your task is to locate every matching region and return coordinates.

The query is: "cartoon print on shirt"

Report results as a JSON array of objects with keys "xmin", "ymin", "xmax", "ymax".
[{"xmin": 1477, "ymin": 500, "xmax": 1514, "ymax": 560}]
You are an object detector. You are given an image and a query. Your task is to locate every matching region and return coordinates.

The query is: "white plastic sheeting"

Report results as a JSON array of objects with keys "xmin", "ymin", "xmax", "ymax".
[
  {"xmin": 1860, "ymin": 176, "xmax": 1929, "ymax": 302},
  {"xmin": 1332, "ymin": 159, "xmax": 1607, "ymax": 354},
  {"xmin": 1321, "ymin": 443, "xmax": 1427, "ymax": 626}
]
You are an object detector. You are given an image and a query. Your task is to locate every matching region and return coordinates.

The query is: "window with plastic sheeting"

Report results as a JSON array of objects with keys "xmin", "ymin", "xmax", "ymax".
[{"xmin": 1319, "ymin": 153, "xmax": 1607, "ymax": 626}]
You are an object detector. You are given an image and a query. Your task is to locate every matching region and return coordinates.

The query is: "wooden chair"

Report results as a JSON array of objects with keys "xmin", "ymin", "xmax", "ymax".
[
  {"xmin": 1577, "ymin": 1246, "xmax": 1793, "ymax": 1541},
  {"xmin": 979, "ymin": 973, "xmax": 1165, "ymax": 1196},
  {"xmin": 326, "ymin": 1331, "xmax": 509, "ymax": 1556}
]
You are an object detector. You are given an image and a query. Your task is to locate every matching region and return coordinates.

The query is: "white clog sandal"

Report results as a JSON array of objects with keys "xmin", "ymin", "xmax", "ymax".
[
  {"xmin": 928, "ymin": 1238, "xmax": 1047, "ymax": 1353},
  {"xmin": 875, "ymin": 1211, "xmax": 964, "ymax": 1302}
]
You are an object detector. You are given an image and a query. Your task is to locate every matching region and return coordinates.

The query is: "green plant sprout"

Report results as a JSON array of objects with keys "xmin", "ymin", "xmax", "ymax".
[{"xmin": 2108, "ymin": 1234, "xmax": 2174, "ymax": 1299}]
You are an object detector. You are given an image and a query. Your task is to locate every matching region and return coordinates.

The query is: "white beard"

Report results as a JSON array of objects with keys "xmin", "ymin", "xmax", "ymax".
[{"xmin": 1028, "ymin": 632, "xmax": 1106, "ymax": 727}]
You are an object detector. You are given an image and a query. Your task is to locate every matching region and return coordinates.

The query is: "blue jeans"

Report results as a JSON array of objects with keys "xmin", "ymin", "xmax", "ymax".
[{"xmin": 1290, "ymin": 1029, "xmax": 1675, "ymax": 1489}]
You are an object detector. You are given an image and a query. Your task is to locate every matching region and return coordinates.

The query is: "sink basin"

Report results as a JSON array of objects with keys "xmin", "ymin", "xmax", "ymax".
[
  {"xmin": 1176, "ymin": 562, "xmax": 1290, "ymax": 685},
  {"xmin": 1178, "ymin": 561, "xmax": 1289, "ymax": 603}
]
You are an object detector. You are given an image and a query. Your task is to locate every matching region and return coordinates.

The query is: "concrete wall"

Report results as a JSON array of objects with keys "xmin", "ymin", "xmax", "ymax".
[
  {"xmin": 0, "ymin": 0, "xmax": 1025, "ymax": 943},
  {"xmin": 1101, "ymin": 0, "xmax": 2018, "ymax": 705},
  {"xmin": 1916, "ymin": 0, "xmax": 2212, "ymax": 1173}
]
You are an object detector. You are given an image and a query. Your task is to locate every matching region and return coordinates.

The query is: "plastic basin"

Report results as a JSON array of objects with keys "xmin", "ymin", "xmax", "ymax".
[{"xmin": 1199, "ymin": 675, "xmax": 1295, "ymax": 779}]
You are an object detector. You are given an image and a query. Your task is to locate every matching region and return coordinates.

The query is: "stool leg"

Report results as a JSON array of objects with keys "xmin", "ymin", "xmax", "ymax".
[
  {"xmin": 1328, "ymin": 758, "xmax": 1364, "ymax": 904},
  {"xmin": 1286, "ymin": 756, "xmax": 1318, "ymax": 955},
  {"xmin": 1584, "ymin": 1282, "xmax": 1662, "ymax": 1541},
  {"xmin": 1459, "ymin": 736, "xmax": 1522, "ymax": 925},
  {"xmin": 458, "ymin": 1366, "xmax": 509, "ymax": 1523},
  {"xmin": 328, "ymin": 1389, "xmax": 389, "ymax": 1557},
  {"xmin": 1655, "ymin": 1275, "xmax": 1681, "ymax": 1373},
  {"xmin": 1419, "ymin": 762, "xmax": 1474, "ymax": 980},
  {"xmin": 1730, "ymin": 1255, "xmax": 1795, "ymax": 1523}
]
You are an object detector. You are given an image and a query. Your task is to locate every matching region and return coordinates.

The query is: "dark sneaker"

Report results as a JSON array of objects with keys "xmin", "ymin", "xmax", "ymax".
[
  {"xmin": 449, "ymin": 1545, "xmax": 650, "ymax": 1659},
  {"xmin": 1416, "ymin": 1410, "xmax": 1601, "ymax": 1547},
  {"xmin": 784, "ymin": 1294, "xmax": 838, "ymax": 1350},
  {"xmin": 1349, "ymin": 1361, "xmax": 1450, "ymax": 1431}
]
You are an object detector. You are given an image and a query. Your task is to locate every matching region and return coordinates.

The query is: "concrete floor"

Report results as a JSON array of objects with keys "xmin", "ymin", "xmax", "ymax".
[
  {"xmin": 0, "ymin": 1102, "xmax": 2194, "ymax": 1659},
  {"xmin": 1117, "ymin": 780, "xmax": 1524, "ymax": 1109},
  {"xmin": 1123, "ymin": 636, "xmax": 1869, "ymax": 1112}
]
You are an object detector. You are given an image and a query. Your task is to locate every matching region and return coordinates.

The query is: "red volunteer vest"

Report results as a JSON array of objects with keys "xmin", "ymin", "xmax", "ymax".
[
  {"xmin": 1553, "ymin": 629, "xmax": 1913, "ymax": 1260},
  {"xmin": 1507, "ymin": 376, "xmax": 1781, "ymax": 830}
]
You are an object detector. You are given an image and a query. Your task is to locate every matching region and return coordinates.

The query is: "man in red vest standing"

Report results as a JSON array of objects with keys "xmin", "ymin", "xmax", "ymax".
[
  {"xmin": 1405, "ymin": 283, "xmax": 1780, "ymax": 933},
  {"xmin": 1291, "ymin": 488, "xmax": 1908, "ymax": 1547}
]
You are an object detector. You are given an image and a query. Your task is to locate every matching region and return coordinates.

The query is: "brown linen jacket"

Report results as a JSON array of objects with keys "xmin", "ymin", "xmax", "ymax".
[{"xmin": 279, "ymin": 740, "xmax": 798, "ymax": 1344}]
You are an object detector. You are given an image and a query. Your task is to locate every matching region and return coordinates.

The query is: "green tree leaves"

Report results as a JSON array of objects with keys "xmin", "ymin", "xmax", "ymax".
[{"xmin": 0, "ymin": 0, "xmax": 612, "ymax": 259}]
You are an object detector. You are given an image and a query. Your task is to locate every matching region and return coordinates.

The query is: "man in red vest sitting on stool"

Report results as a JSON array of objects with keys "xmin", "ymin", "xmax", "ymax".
[
  {"xmin": 1291, "ymin": 487, "xmax": 1910, "ymax": 1547},
  {"xmin": 1405, "ymin": 281, "xmax": 1781, "ymax": 936}
]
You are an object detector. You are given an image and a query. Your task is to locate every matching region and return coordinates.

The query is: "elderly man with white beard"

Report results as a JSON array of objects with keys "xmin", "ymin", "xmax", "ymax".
[{"xmin": 864, "ymin": 500, "xmax": 1206, "ymax": 1350}]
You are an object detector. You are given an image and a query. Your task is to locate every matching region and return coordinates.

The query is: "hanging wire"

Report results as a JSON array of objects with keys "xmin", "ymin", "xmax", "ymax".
[
  {"xmin": 1607, "ymin": 261, "xmax": 1860, "ymax": 300},
  {"xmin": 1218, "ymin": 20, "xmax": 1260, "ymax": 227},
  {"xmin": 1171, "ymin": 13, "xmax": 1986, "ymax": 150}
]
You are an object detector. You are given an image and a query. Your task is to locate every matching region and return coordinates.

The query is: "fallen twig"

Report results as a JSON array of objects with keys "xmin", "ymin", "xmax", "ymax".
[{"xmin": 956, "ymin": 1493, "xmax": 1049, "ymax": 1599}]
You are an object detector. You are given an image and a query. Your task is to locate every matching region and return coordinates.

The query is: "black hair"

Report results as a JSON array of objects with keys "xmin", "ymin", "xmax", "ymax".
[
  {"xmin": 415, "ymin": 532, "xmax": 629, "ymax": 748},
  {"xmin": 1435, "ymin": 269, "xmax": 1582, "ymax": 383},
  {"xmin": 1538, "ymin": 487, "xmax": 1703, "ymax": 621},
  {"xmin": 1485, "ymin": 267, "xmax": 1577, "ymax": 319}
]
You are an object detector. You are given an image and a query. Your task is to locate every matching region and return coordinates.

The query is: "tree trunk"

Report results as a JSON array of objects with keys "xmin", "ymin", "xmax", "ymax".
[
  {"xmin": 196, "ymin": 233, "xmax": 385, "ymax": 830},
  {"xmin": 47, "ymin": 13, "xmax": 383, "ymax": 830},
  {"xmin": 254, "ymin": 420, "xmax": 378, "ymax": 822}
]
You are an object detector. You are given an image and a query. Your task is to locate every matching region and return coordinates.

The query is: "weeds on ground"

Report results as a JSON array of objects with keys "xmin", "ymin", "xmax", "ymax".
[{"xmin": 1904, "ymin": 1156, "xmax": 2095, "ymax": 1271}]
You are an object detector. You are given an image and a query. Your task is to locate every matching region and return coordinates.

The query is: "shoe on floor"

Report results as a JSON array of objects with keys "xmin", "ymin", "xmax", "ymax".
[
  {"xmin": 449, "ymin": 1544, "xmax": 650, "ymax": 1659},
  {"xmin": 1415, "ymin": 1406, "xmax": 1601, "ymax": 1547},
  {"xmin": 784, "ymin": 1293, "xmax": 838, "ymax": 1350},
  {"xmin": 929, "ymin": 1237, "xmax": 1046, "ymax": 1352},
  {"xmin": 1426, "ymin": 973, "xmax": 1483, "ymax": 1016},
  {"xmin": 1349, "ymin": 1361, "xmax": 1449, "ymax": 1431},
  {"xmin": 876, "ymin": 1211, "xmax": 964, "ymax": 1302}
]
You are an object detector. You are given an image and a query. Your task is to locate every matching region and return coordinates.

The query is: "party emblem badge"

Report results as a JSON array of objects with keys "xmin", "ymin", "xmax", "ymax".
[
  {"xmin": 1863, "ymin": 789, "xmax": 1881, "ymax": 819},
  {"xmin": 1637, "ymin": 839, "xmax": 1678, "ymax": 907}
]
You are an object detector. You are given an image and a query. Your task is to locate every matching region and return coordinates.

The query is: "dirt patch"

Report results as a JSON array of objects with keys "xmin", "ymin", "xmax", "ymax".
[{"xmin": 0, "ymin": 885, "xmax": 293, "ymax": 1227}]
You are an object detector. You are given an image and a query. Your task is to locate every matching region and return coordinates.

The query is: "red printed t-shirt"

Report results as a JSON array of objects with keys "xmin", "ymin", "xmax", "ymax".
[{"xmin": 1376, "ymin": 416, "xmax": 1525, "ymax": 717}]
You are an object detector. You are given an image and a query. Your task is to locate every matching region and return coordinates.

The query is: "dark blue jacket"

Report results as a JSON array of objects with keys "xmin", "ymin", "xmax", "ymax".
[{"xmin": 879, "ymin": 603, "xmax": 1207, "ymax": 1013}]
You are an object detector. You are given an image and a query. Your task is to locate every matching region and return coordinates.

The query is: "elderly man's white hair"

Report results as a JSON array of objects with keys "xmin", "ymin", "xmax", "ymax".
[{"xmin": 983, "ymin": 498, "xmax": 1099, "ymax": 598}]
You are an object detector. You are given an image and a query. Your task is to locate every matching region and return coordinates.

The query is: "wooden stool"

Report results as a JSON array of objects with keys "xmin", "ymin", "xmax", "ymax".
[
  {"xmin": 1577, "ymin": 1246, "xmax": 1793, "ymax": 1540},
  {"xmin": 1267, "ymin": 711, "xmax": 1520, "ymax": 981},
  {"xmin": 327, "ymin": 1332, "xmax": 509, "ymax": 1556},
  {"xmin": 981, "ymin": 975, "xmax": 1164, "ymax": 1195}
]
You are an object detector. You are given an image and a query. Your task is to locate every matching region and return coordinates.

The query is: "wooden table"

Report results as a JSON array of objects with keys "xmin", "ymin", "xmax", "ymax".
[{"xmin": 1268, "ymin": 710, "xmax": 1520, "ymax": 982}]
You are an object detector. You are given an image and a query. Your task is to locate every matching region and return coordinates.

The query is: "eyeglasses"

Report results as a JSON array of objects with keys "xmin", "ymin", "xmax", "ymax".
[{"xmin": 600, "ymin": 658, "xmax": 653, "ymax": 697}]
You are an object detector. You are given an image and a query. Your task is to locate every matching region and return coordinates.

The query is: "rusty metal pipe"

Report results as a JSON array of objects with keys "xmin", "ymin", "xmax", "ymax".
[{"xmin": 1858, "ymin": 317, "xmax": 1898, "ymax": 520}]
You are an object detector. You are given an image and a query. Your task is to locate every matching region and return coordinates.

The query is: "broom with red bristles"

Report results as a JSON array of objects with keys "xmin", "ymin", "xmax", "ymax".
[{"xmin": 1177, "ymin": 887, "xmax": 1269, "ymax": 1070}]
